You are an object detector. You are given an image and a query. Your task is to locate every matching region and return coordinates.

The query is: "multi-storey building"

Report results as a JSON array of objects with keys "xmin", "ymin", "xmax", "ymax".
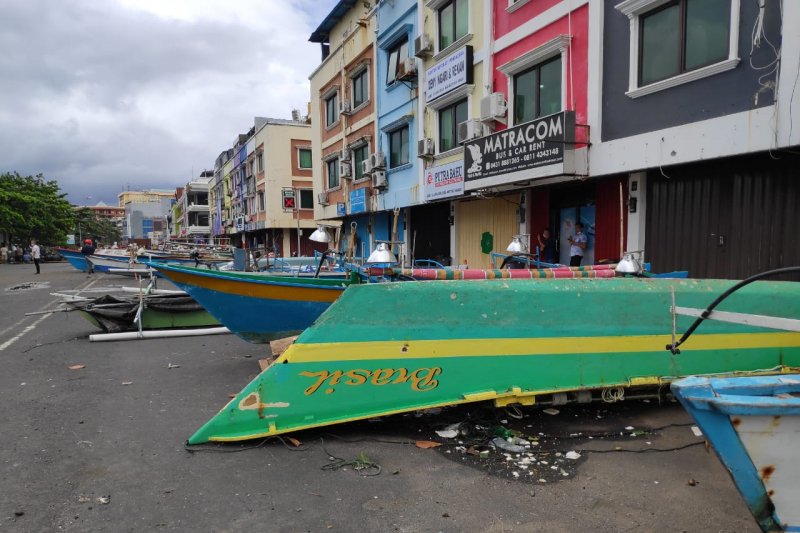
[
  {"xmin": 309, "ymin": 1, "xmax": 379, "ymax": 260},
  {"xmin": 118, "ymin": 189, "xmax": 175, "ymax": 241},
  {"xmin": 170, "ymin": 173, "xmax": 212, "ymax": 242},
  {"xmin": 591, "ymin": 0, "xmax": 800, "ymax": 278}
]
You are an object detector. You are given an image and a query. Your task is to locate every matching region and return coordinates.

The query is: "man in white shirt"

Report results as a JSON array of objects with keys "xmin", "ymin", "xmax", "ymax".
[
  {"xmin": 568, "ymin": 223, "xmax": 587, "ymax": 267},
  {"xmin": 31, "ymin": 240, "xmax": 41, "ymax": 274}
]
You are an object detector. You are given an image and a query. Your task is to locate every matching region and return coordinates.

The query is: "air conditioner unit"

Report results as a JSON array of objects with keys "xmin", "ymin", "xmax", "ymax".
[
  {"xmin": 397, "ymin": 57, "xmax": 417, "ymax": 80},
  {"xmin": 317, "ymin": 192, "xmax": 329, "ymax": 205},
  {"xmin": 339, "ymin": 100, "xmax": 352, "ymax": 115},
  {"xmin": 361, "ymin": 158, "xmax": 373, "ymax": 175},
  {"xmin": 340, "ymin": 148, "xmax": 351, "ymax": 161},
  {"xmin": 480, "ymin": 92, "xmax": 508, "ymax": 123},
  {"xmin": 372, "ymin": 170, "xmax": 388, "ymax": 190},
  {"xmin": 414, "ymin": 34, "xmax": 433, "ymax": 58},
  {"xmin": 370, "ymin": 151, "xmax": 386, "ymax": 169},
  {"xmin": 457, "ymin": 119, "xmax": 486, "ymax": 145},
  {"xmin": 338, "ymin": 159, "xmax": 352, "ymax": 178},
  {"xmin": 417, "ymin": 138, "xmax": 435, "ymax": 158}
]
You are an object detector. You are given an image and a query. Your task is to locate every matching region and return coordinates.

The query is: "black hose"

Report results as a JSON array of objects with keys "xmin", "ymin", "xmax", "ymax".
[{"xmin": 667, "ymin": 266, "xmax": 800, "ymax": 354}]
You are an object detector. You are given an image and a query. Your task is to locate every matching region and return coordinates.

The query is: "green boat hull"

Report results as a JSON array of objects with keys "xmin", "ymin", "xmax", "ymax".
[{"xmin": 188, "ymin": 277, "xmax": 800, "ymax": 444}]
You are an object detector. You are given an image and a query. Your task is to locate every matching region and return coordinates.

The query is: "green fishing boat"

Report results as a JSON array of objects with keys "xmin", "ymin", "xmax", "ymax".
[{"xmin": 188, "ymin": 277, "xmax": 800, "ymax": 444}]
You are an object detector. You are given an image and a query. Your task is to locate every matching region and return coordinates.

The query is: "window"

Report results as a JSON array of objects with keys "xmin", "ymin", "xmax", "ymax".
[
  {"xmin": 438, "ymin": 98, "xmax": 468, "ymax": 152},
  {"xmin": 258, "ymin": 191, "xmax": 265, "ymax": 211},
  {"xmin": 639, "ymin": 0, "xmax": 728, "ymax": 85},
  {"xmin": 352, "ymin": 69, "xmax": 369, "ymax": 108},
  {"xmin": 325, "ymin": 92, "xmax": 338, "ymax": 127},
  {"xmin": 298, "ymin": 148, "xmax": 312, "ymax": 169},
  {"xmin": 389, "ymin": 127, "xmax": 409, "ymax": 168},
  {"xmin": 513, "ymin": 56, "xmax": 561, "ymax": 124},
  {"xmin": 257, "ymin": 153, "xmax": 263, "ymax": 173},
  {"xmin": 386, "ymin": 39, "xmax": 408, "ymax": 85},
  {"xmin": 438, "ymin": 0, "xmax": 468, "ymax": 51},
  {"xmin": 299, "ymin": 189, "xmax": 313, "ymax": 210},
  {"xmin": 353, "ymin": 145, "xmax": 369, "ymax": 180},
  {"xmin": 326, "ymin": 158, "xmax": 340, "ymax": 189}
]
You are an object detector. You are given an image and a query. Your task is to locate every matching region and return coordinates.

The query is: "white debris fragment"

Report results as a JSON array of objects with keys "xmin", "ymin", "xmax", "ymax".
[
  {"xmin": 436, "ymin": 429, "xmax": 458, "ymax": 439},
  {"xmin": 565, "ymin": 451, "xmax": 581, "ymax": 460},
  {"xmin": 542, "ymin": 408, "xmax": 560, "ymax": 416},
  {"xmin": 625, "ymin": 426, "xmax": 634, "ymax": 431},
  {"xmin": 691, "ymin": 426, "xmax": 703, "ymax": 437}
]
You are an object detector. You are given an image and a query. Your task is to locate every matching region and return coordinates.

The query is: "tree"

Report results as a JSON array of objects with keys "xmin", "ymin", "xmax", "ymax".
[
  {"xmin": 0, "ymin": 172, "xmax": 75, "ymax": 245},
  {"xmin": 73, "ymin": 208, "xmax": 122, "ymax": 246}
]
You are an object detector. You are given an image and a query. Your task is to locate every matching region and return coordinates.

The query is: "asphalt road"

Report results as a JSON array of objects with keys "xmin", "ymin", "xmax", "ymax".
[{"xmin": 0, "ymin": 262, "xmax": 760, "ymax": 532}]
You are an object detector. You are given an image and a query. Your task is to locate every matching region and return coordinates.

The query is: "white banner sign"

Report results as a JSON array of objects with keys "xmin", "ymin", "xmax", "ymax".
[
  {"xmin": 424, "ymin": 160, "xmax": 465, "ymax": 202},
  {"xmin": 426, "ymin": 46, "xmax": 473, "ymax": 102}
]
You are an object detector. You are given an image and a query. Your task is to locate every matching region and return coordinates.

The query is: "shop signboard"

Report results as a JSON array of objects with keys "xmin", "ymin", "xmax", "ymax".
[
  {"xmin": 426, "ymin": 46, "xmax": 473, "ymax": 102},
  {"xmin": 464, "ymin": 111, "xmax": 575, "ymax": 190},
  {"xmin": 423, "ymin": 160, "xmax": 464, "ymax": 202},
  {"xmin": 350, "ymin": 188, "xmax": 366, "ymax": 214}
]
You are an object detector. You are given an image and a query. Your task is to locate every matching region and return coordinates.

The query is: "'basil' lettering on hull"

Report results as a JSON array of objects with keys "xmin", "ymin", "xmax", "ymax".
[{"xmin": 300, "ymin": 367, "xmax": 442, "ymax": 395}]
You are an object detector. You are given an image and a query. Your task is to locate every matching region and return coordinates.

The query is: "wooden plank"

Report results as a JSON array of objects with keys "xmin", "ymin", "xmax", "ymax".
[
  {"xmin": 269, "ymin": 335, "xmax": 298, "ymax": 358},
  {"xmin": 258, "ymin": 358, "xmax": 271, "ymax": 372}
]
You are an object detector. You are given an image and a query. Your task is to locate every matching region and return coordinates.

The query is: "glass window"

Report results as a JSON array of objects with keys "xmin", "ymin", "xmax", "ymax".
[
  {"xmin": 386, "ymin": 39, "xmax": 408, "ymax": 85},
  {"xmin": 639, "ymin": 0, "xmax": 729, "ymax": 85},
  {"xmin": 389, "ymin": 127, "xmax": 410, "ymax": 168},
  {"xmin": 298, "ymin": 148, "xmax": 312, "ymax": 169},
  {"xmin": 353, "ymin": 145, "xmax": 369, "ymax": 180},
  {"xmin": 438, "ymin": 99, "xmax": 468, "ymax": 152},
  {"xmin": 325, "ymin": 93, "xmax": 338, "ymax": 127},
  {"xmin": 352, "ymin": 69, "xmax": 368, "ymax": 108},
  {"xmin": 438, "ymin": 0, "xmax": 468, "ymax": 51},
  {"xmin": 299, "ymin": 189, "xmax": 313, "ymax": 209},
  {"xmin": 257, "ymin": 153, "xmax": 263, "ymax": 173},
  {"xmin": 258, "ymin": 191, "xmax": 265, "ymax": 211},
  {"xmin": 513, "ymin": 56, "xmax": 562, "ymax": 124},
  {"xmin": 326, "ymin": 158, "xmax": 339, "ymax": 189}
]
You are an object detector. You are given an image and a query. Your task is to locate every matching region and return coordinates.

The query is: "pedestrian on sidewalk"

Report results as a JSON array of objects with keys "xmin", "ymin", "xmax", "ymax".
[
  {"xmin": 568, "ymin": 222, "xmax": 587, "ymax": 267},
  {"xmin": 31, "ymin": 240, "xmax": 41, "ymax": 274},
  {"xmin": 0, "ymin": 243, "xmax": 7, "ymax": 264}
]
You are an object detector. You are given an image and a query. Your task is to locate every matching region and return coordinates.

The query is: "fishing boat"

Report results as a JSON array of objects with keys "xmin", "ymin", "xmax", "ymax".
[
  {"xmin": 672, "ymin": 375, "xmax": 800, "ymax": 533},
  {"xmin": 87, "ymin": 254, "xmax": 156, "ymax": 276},
  {"xmin": 65, "ymin": 293, "xmax": 220, "ymax": 333},
  {"xmin": 56, "ymin": 247, "xmax": 90, "ymax": 272},
  {"xmin": 150, "ymin": 263, "xmax": 357, "ymax": 343},
  {"xmin": 187, "ymin": 276, "xmax": 800, "ymax": 444}
]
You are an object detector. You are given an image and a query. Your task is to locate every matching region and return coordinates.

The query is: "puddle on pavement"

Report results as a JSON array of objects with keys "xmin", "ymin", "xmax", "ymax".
[{"xmin": 5, "ymin": 281, "xmax": 51, "ymax": 292}]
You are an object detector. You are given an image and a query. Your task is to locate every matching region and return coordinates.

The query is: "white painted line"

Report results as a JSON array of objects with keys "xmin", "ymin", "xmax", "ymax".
[{"xmin": 0, "ymin": 313, "xmax": 52, "ymax": 352}]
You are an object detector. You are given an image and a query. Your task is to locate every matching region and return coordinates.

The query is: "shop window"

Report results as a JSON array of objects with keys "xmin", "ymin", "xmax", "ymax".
[
  {"xmin": 353, "ymin": 144, "xmax": 369, "ymax": 180},
  {"xmin": 438, "ymin": 98, "xmax": 468, "ymax": 152},
  {"xmin": 298, "ymin": 148, "xmax": 312, "ymax": 169},
  {"xmin": 513, "ymin": 56, "xmax": 561, "ymax": 124},
  {"xmin": 389, "ymin": 127, "xmax": 410, "ymax": 168},
  {"xmin": 352, "ymin": 68, "xmax": 369, "ymax": 108},
  {"xmin": 299, "ymin": 189, "xmax": 313, "ymax": 210},
  {"xmin": 616, "ymin": 0, "xmax": 738, "ymax": 97},
  {"xmin": 324, "ymin": 92, "xmax": 339, "ymax": 127},
  {"xmin": 386, "ymin": 39, "xmax": 408, "ymax": 85},
  {"xmin": 326, "ymin": 158, "xmax": 340, "ymax": 190},
  {"xmin": 438, "ymin": 0, "xmax": 468, "ymax": 51}
]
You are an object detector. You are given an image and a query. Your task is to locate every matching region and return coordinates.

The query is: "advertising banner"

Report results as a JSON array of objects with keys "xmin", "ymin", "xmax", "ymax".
[{"xmin": 424, "ymin": 160, "xmax": 465, "ymax": 202}]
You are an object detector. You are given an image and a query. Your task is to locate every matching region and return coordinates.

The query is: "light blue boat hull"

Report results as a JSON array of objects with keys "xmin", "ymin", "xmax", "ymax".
[{"xmin": 672, "ymin": 375, "xmax": 800, "ymax": 532}]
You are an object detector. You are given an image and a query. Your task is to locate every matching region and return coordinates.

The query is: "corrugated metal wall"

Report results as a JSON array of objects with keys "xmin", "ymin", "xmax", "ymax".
[
  {"xmin": 455, "ymin": 195, "xmax": 519, "ymax": 269},
  {"xmin": 646, "ymin": 154, "xmax": 800, "ymax": 279}
]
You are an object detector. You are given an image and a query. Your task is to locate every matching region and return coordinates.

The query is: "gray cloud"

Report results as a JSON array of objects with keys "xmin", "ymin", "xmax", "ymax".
[{"xmin": 0, "ymin": 0, "xmax": 337, "ymax": 205}]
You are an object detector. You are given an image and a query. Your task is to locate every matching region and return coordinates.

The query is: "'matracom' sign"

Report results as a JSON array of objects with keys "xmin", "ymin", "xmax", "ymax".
[{"xmin": 464, "ymin": 111, "xmax": 574, "ymax": 190}]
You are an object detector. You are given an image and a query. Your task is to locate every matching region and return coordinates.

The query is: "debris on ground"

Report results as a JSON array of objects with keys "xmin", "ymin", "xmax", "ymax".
[
  {"xmin": 415, "ymin": 440, "xmax": 441, "ymax": 449},
  {"xmin": 167, "ymin": 363, "xmax": 180, "ymax": 369},
  {"xmin": 96, "ymin": 496, "xmax": 110, "ymax": 505},
  {"xmin": 68, "ymin": 364, "xmax": 85, "ymax": 370},
  {"xmin": 542, "ymin": 408, "xmax": 560, "ymax": 416}
]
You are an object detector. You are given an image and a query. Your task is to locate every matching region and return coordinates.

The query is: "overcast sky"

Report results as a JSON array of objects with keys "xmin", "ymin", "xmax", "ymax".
[{"xmin": 0, "ymin": 0, "xmax": 338, "ymax": 206}]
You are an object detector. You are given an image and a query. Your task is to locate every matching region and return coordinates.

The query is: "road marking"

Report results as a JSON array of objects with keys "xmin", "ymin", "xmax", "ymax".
[
  {"xmin": 0, "ymin": 313, "xmax": 52, "ymax": 352},
  {"xmin": 0, "ymin": 276, "xmax": 99, "ymax": 348}
]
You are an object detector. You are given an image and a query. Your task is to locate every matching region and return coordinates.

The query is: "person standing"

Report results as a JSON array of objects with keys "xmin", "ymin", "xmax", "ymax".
[
  {"xmin": 567, "ymin": 222, "xmax": 587, "ymax": 267},
  {"xmin": 31, "ymin": 240, "xmax": 41, "ymax": 274},
  {"xmin": 536, "ymin": 228, "xmax": 556, "ymax": 264},
  {"xmin": 0, "ymin": 243, "xmax": 7, "ymax": 264},
  {"xmin": 80, "ymin": 238, "xmax": 96, "ymax": 274}
]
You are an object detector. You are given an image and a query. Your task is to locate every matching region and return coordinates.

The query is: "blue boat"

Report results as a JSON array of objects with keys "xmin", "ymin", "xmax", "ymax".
[
  {"xmin": 56, "ymin": 247, "xmax": 90, "ymax": 272},
  {"xmin": 672, "ymin": 374, "xmax": 800, "ymax": 532}
]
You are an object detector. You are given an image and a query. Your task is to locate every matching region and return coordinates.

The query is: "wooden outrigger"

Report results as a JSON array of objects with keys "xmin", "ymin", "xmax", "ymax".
[{"xmin": 187, "ymin": 276, "xmax": 800, "ymax": 444}]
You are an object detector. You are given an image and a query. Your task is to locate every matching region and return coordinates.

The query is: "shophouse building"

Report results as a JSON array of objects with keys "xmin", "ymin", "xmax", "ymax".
[
  {"xmin": 117, "ymin": 189, "xmax": 175, "ymax": 243},
  {"xmin": 309, "ymin": 0, "xmax": 379, "ymax": 260}
]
